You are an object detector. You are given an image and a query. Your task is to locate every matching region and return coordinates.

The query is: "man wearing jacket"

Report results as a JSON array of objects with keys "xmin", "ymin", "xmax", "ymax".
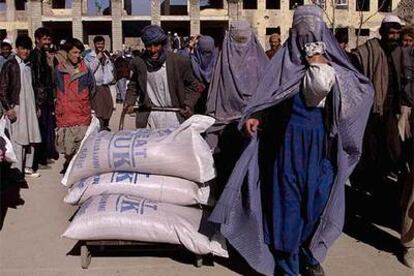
[
  {"xmin": 31, "ymin": 27, "xmax": 59, "ymax": 169},
  {"xmin": 54, "ymin": 38, "xmax": 95, "ymax": 174},
  {"xmin": 124, "ymin": 25, "xmax": 203, "ymax": 129},
  {"xmin": 0, "ymin": 36, "xmax": 43, "ymax": 178}
]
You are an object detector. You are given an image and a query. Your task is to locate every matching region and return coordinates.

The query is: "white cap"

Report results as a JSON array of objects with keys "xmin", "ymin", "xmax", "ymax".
[
  {"xmin": 2, "ymin": 38, "xmax": 12, "ymax": 46},
  {"xmin": 382, "ymin": 15, "xmax": 402, "ymax": 25},
  {"xmin": 60, "ymin": 39, "xmax": 66, "ymax": 46},
  {"xmin": 174, "ymin": 33, "xmax": 178, "ymax": 36}
]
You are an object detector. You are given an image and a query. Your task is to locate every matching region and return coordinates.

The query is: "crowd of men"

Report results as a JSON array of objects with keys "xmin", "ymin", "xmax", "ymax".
[{"xmin": 0, "ymin": 5, "xmax": 413, "ymax": 275}]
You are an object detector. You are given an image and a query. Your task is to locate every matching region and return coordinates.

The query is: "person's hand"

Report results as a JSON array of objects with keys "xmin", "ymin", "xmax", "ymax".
[
  {"xmin": 96, "ymin": 51, "xmax": 103, "ymax": 60},
  {"xmin": 6, "ymin": 109, "xmax": 17, "ymax": 122},
  {"xmin": 245, "ymin": 118, "xmax": 260, "ymax": 137},
  {"xmin": 123, "ymin": 104, "xmax": 135, "ymax": 114},
  {"xmin": 399, "ymin": 106, "xmax": 412, "ymax": 140},
  {"xmin": 189, "ymin": 36, "xmax": 198, "ymax": 49},
  {"xmin": 180, "ymin": 106, "xmax": 193, "ymax": 118},
  {"xmin": 307, "ymin": 54, "xmax": 327, "ymax": 64}
]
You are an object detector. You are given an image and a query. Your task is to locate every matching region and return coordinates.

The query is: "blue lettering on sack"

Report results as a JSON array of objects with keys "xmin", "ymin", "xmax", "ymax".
[
  {"xmin": 76, "ymin": 178, "xmax": 87, "ymax": 189},
  {"xmin": 157, "ymin": 128, "xmax": 174, "ymax": 137},
  {"xmin": 112, "ymin": 152, "xmax": 131, "ymax": 168},
  {"xmin": 114, "ymin": 136, "xmax": 133, "ymax": 149},
  {"xmin": 91, "ymin": 174, "xmax": 101, "ymax": 185},
  {"xmin": 98, "ymin": 194, "xmax": 110, "ymax": 212},
  {"xmin": 75, "ymin": 147, "xmax": 88, "ymax": 169},
  {"xmin": 77, "ymin": 198, "xmax": 93, "ymax": 216},
  {"xmin": 134, "ymin": 129, "xmax": 151, "ymax": 139},
  {"xmin": 134, "ymin": 148, "xmax": 147, "ymax": 159},
  {"xmin": 113, "ymin": 172, "xmax": 136, "ymax": 184},
  {"xmin": 92, "ymin": 135, "xmax": 102, "ymax": 170},
  {"xmin": 109, "ymin": 133, "xmax": 135, "ymax": 169},
  {"xmin": 115, "ymin": 195, "xmax": 157, "ymax": 214}
]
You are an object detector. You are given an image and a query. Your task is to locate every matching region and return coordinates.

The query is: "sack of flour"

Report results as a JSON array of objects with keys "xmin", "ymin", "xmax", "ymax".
[
  {"xmin": 62, "ymin": 194, "xmax": 228, "ymax": 257},
  {"xmin": 62, "ymin": 115, "xmax": 101, "ymax": 185},
  {"xmin": 64, "ymin": 172, "xmax": 213, "ymax": 206},
  {"xmin": 62, "ymin": 115, "xmax": 215, "ymax": 187}
]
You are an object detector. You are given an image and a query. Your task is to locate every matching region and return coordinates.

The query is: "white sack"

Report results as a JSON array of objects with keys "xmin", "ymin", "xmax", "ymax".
[
  {"xmin": 62, "ymin": 194, "xmax": 228, "ymax": 257},
  {"xmin": 64, "ymin": 172, "xmax": 213, "ymax": 206},
  {"xmin": 62, "ymin": 115, "xmax": 215, "ymax": 187},
  {"xmin": 62, "ymin": 115, "xmax": 105, "ymax": 186},
  {"xmin": 0, "ymin": 116, "xmax": 17, "ymax": 163}
]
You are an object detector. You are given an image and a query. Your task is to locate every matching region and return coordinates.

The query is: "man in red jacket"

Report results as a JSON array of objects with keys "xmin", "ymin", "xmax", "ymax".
[{"xmin": 54, "ymin": 38, "xmax": 95, "ymax": 174}]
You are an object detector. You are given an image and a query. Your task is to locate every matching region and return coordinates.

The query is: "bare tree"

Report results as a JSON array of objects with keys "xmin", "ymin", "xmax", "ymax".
[
  {"xmin": 395, "ymin": 0, "xmax": 414, "ymax": 23},
  {"xmin": 311, "ymin": 0, "xmax": 336, "ymax": 32},
  {"xmin": 355, "ymin": 0, "xmax": 387, "ymax": 47}
]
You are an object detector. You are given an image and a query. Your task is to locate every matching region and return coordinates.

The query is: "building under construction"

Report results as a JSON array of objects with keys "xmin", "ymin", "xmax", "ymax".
[{"xmin": 0, "ymin": 0, "xmax": 410, "ymax": 51}]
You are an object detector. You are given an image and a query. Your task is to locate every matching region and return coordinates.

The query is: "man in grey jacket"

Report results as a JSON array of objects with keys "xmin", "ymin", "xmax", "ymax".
[{"xmin": 124, "ymin": 25, "xmax": 204, "ymax": 129}]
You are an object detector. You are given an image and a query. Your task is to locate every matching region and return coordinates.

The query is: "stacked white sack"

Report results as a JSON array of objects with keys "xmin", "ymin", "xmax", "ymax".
[
  {"xmin": 65, "ymin": 171, "xmax": 213, "ymax": 206},
  {"xmin": 62, "ymin": 194, "xmax": 228, "ymax": 257},
  {"xmin": 61, "ymin": 115, "xmax": 216, "ymax": 187},
  {"xmin": 62, "ymin": 116, "xmax": 226, "ymax": 256}
]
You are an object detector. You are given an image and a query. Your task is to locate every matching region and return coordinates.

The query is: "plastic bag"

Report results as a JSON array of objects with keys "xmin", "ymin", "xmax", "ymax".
[
  {"xmin": 0, "ymin": 115, "xmax": 17, "ymax": 163},
  {"xmin": 62, "ymin": 194, "xmax": 228, "ymax": 257}
]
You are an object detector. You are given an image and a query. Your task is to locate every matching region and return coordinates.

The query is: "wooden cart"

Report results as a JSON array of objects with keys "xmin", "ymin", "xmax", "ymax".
[{"xmin": 80, "ymin": 240, "xmax": 205, "ymax": 269}]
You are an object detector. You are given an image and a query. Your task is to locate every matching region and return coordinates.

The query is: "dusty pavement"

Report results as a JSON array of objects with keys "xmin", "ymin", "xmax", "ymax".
[{"xmin": 0, "ymin": 106, "xmax": 412, "ymax": 276}]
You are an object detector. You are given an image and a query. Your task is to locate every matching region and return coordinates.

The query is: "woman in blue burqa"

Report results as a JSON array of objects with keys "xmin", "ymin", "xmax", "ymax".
[
  {"xmin": 205, "ymin": 21, "xmax": 268, "ymax": 193},
  {"xmin": 209, "ymin": 5, "xmax": 374, "ymax": 276},
  {"xmin": 191, "ymin": 35, "xmax": 218, "ymax": 114}
]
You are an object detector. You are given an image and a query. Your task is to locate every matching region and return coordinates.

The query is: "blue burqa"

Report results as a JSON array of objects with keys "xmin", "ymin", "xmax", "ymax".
[
  {"xmin": 191, "ymin": 35, "xmax": 218, "ymax": 85},
  {"xmin": 209, "ymin": 5, "xmax": 374, "ymax": 275},
  {"xmin": 206, "ymin": 21, "xmax": 269, "ymax": 124}
]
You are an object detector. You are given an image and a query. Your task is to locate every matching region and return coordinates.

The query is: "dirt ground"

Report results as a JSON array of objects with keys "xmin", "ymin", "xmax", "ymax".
[{"xmin": 0, "ymin": 106, "xmax": 412, "ymax": 276}]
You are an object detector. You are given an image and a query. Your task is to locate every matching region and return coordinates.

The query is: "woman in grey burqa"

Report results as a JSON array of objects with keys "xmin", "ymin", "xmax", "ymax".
[
  {"xmin": 209, "ymin": 6, "xmax": 374, "ymax": 276},
  {"xmin": 205, "ymin": 21, "xmax": 268, "ymax": 191}
]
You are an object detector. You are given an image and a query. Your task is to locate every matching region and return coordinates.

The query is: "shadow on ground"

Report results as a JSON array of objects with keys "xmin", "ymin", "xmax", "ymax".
[
  {"xmin": 66, "ymin": 240, "xmax": 261, "ymax": 275},
  {"xmin": 344, "ymin": 179, "xmax": 404, "ymax": 257},
  {"xmin": 0, "ymin": 165, "xmax": 27, "ymax": 231}
]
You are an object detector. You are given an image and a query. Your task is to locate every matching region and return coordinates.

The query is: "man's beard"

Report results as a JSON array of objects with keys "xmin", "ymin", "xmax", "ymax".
[
  {"xmin": 42, "ymin": 44, "xmax": 51, "ymax": 51},
  {"xmin": 381, "ymin": 39, "xmax": 399, "ymax": 53}
]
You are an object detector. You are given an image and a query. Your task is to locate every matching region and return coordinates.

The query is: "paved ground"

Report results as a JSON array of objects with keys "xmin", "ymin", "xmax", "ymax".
[{"xmin": 0, "ymin": 106, "xmax": 412, "ymax": 276}]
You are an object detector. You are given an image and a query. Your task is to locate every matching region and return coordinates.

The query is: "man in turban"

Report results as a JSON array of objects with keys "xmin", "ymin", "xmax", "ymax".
[
  {"xmin": 210, "ymin": 5, "xmax": 373, "ymax": 275},
  {"xmin": 124, "ymin": 25, "xmax": 203, "ymax": 129}
]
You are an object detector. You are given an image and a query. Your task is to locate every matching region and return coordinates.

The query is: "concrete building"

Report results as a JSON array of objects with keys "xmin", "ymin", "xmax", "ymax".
[{"xmin": 0, "ymin": 0, "xmax": 408, "ymax": 51}]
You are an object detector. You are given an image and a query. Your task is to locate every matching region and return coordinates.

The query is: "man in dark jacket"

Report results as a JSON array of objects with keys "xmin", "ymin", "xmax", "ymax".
[
  {"xmin": 0, "ymin": 36, "xmax": 44, "ymax": 177},
  {"xmin": 31, "ymin": 27, "xmax": 59, "ymax": 169},
  {"xmin": 124, "ymin": 25, "xmax": 203, "ymax": 129}
]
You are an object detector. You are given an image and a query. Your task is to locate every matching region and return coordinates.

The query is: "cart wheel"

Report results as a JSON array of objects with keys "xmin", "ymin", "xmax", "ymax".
[
  {"xmin": 194, "ymin": 254, "xmax": 203, "ymax": 268},
  {"xmin": 81, "ymin": 245, "xmax": 92, "ymax": 269}
]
